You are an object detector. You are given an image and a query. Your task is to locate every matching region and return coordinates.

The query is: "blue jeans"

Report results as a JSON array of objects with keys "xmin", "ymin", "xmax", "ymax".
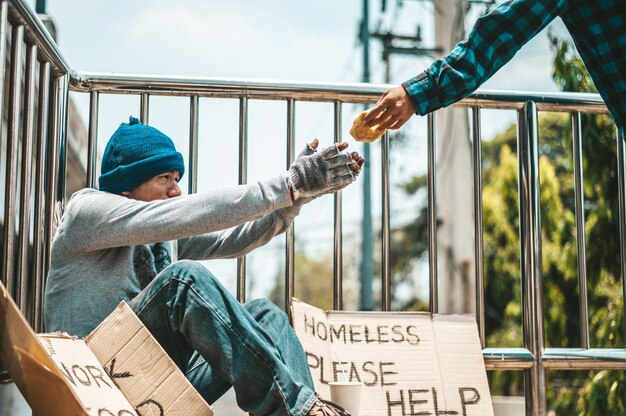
[{"xmin": 129, "ymin": 260, "xmax": 317, "ymax": 416}]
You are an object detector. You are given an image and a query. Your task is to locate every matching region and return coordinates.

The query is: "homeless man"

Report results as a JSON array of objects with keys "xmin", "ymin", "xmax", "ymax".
[{"xmin": 44, "ymin": 116, "xmax": 364, "ymax": 416}]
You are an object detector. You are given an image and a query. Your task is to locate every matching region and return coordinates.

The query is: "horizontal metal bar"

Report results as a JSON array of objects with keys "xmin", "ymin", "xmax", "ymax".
[
  {"xmin": 69, "ymin": 71, "xmax": 609, "ymax": 113},
  {"xmin": 7, "ymin": 0, "xmax": 70, "ymax": 76},
  {"xmin": 542, "ymin": 348, "xmax": 626, "ymax": 370},
  {"xmin": 484, "ymin": 348, "xmax": 536, "ymax": 370},
  {"xmin": 458, "ymin": 91, "xmax": 608, "ymax": 114},
  {"xmin": 482, "ymin": 348, "xmax": 626, "ymax": 371},
  {"xmin": 70, "ymin": 71, "xmax": 390, "ymax": 103}
]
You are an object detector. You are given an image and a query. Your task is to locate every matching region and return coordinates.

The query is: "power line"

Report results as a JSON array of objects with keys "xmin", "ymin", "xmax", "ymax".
[{"xmin": 369, "ymin": 0, "xmax": 495, "ymax": 83}]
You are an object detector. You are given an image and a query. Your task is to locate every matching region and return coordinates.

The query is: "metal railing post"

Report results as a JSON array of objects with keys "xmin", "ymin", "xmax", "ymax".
[
  {"xmin": 87, "ymin": 91, "xmax": 99, "ymax": 188},
  {"xmin": 381, "ymin": 130, "xmax": 391, "ymax": 311},
  {"xmin": 44, "ymin": 75, "xmax": 69, "ymax": 278},
  {"xmin": 518, "ymin": 101, "xmax": 546, "ymax": 416},
  {"xmin": 140, "ymin": 93, "xmax": 149, "ymax": 124},
  {"xmin": 188, "ymin": 95, "xmax": 199, "ymax": 194},
  {"xmin": 57, "ymin": 76, "xmax": 69, "ymax": 205},
  {"xmin": 427, "ymin": 113, "xmax": 439, "ymax": 313},
  {"xmin": 333, "ymin": 101, "xmax": 344, "ymax": 310},
  {"xmin": 572, "ymin": 112, "xmax": 589, "ymax": 348},
  {"xmin": 237, "ymin": 96, "xmax": 248, "ymax": 303},
  {"xmin": 617, "ymin": 126, "xmax": 626, "ymax": 344},
  {"xmin": 472, "ymin": 107, "xmax": 486, "ymax": 347},
  {"xmin": 0, "ymin": 3, "xmax": 7, "ymax": 136},
  {"xmin": 285, "ymin": 98, "xmax": 296, "ymax": 314},
  {"xmin": 33, "ymin": 61, "xmax": 51, "ymax": 331},
  {"xmin": 0, "ymin": 0, "xmax": 7, "ymax": 174},
  {"xmin": 2, "ymin": 24, "xmax": 24, "ymax": 298},
  {"xmin": 17, "ymin": 43, "xmax": 38, "ymax": 314}
]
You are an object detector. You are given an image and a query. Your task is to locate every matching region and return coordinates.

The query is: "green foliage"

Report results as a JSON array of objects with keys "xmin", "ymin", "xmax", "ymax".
[
  {"xmin": 481, "ymin": 144, "xmax": 521, "ymax": 336},
  {"xmin": 577, "ymin": 371, "xmax": 626, "ymax": 415},
  {"xmin": 269, "ymin": 248, "xmax": 336, "ymax": 311},
  {"xmin": 483, "ymin": 32, "xmax": 626, "ymax": 411},
  {"xmin": 548, "ymin": 29, "xmax": 597, "ymax": 94}
]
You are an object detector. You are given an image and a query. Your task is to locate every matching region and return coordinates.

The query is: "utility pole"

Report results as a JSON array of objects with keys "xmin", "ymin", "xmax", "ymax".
[
  {"xmin": 434, "ymin": 0, "xmax": 474, "ymax": 314},
  {"xmin": 371, "ymin": 31, "xmax": 442, "ymax": 83},
  {"xmin": 360, "ymin": 0, "xmax": 442, "ymax": 313},
  {"xmin": 359, "ymin": 0, "xmax": 440, "ymax": 311},
  {"xmin": 360, "ymin": 0, "xmax": 374, "ymax": 311},
  {"xmin": 363, "ymin": 0, "xmax": 493, "ymax": 313}
]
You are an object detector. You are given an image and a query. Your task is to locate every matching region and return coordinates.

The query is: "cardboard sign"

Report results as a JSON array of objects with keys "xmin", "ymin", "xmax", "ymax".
[
  {"xmin": 0, "ymin": 280, "xmax": 213, "ymax": 416},
  {"xmin": 37, "ymin": 334, "xmax": 138, "ymax": 415},
  {"xmin": 0, "ymin": 282, "xmax": 89, "ymax": 416},
  {"xmin": 292, "ymin": 299, "xmax": 494, "ymax": 416},
  {"xmin": 85, "ymin": 302, "xmax": 213, "ymax": 416}
]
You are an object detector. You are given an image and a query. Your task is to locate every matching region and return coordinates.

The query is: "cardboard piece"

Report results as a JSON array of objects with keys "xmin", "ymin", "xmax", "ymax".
[
  {"xmin": 0, "ymin": 280, "xmax": 92, "ymax": 415},
  {"xmin": 0, "ymin": 280, "xmax": 213, "ymax": 416},
  {"xmin": 292, "ymin": 299, "xmax": 494, "ymax": 416},
  {"xmin": 86, "ymin": 302, "xmax": 213, "ymax": 416},
  {"xmin": 37, "ymin": 334, "xmax": 138, "ymax": 415}
]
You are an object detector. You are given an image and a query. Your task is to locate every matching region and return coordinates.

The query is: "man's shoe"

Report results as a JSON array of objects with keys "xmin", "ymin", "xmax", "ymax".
[{"xmin": 306, "ymin": 393, "xmax": 351, "ymax": 416}]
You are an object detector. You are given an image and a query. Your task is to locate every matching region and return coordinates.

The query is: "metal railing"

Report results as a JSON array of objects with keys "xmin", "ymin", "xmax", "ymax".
[
  {"xmin": 0, "ymin": 1, "xmax": 625, "ymax": 415},
  {"xmin": 0, "ymin": 0, "xmax": 69, "ymax": 334}
]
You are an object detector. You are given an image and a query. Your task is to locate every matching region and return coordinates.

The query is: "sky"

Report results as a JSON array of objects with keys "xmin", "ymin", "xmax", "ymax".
[
  {"xmin": 43, "ymin": 0, "xmax": 567, "ymax": 134},
  {"xmin": 28, "ymin": 0, "xmax": 574, "ymax": 413}
]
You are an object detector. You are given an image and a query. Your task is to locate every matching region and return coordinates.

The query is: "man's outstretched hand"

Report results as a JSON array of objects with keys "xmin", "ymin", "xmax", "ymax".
[
  {"xmin": 305, "ymin": 138, "xmax": 364, "ymax": 176},
  {"xmin": 362, "ymin": 85, "xmax": 416, "ymax": 131},
  {"xmin": 289, "ymin": 139, "xmax": 365, "ymax": 200}
]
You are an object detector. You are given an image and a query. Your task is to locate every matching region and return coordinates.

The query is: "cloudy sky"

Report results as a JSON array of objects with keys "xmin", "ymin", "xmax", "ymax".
[{"xmin": 43, "ymin": 0, "xmax": 567, "ymax": 134}]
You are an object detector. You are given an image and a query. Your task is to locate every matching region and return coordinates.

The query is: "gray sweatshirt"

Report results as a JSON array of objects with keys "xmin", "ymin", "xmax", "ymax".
[{"xmin": 45, "ymin": 173, "xmax": 299, "ymax": 337}]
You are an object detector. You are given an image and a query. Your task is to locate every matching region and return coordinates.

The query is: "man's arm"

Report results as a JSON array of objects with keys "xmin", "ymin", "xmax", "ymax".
[
  {"xmin": 60, "ymin": 142, "xmax": 362, "ymax": 254},
  {"xmin": 176, "ymin": 197, "xmax": 309, "ymax": 260},
  {"xmin": 59, "ymin": 178, "xmax": 294, "ymax": 254},
  {"xmin": 364, "ymin": 0, "xmax": 568, "ymax": 130},
  {"xmin": 177, "ymin": 143, "xmax": 364, "ymax": 260}
]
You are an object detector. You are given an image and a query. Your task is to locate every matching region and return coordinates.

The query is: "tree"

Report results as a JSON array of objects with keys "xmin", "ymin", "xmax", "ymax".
[
  {"xmin": 268, "ymin": 245, "xmax": 361, "ymax": 312},
  {"xmin": 546, "ymin": 29, "xmax": 625, "ymax": 415}
]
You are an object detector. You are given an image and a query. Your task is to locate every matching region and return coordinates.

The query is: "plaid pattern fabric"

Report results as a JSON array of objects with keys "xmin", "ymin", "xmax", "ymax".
[{"xmin": 403, "ymin": 0, "xmax": 626, "ymax": 135}]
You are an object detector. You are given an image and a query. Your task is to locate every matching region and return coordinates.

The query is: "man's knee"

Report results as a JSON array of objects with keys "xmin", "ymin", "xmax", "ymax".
[
  {"xmin": 170, "ymin": 259, "xmax": 210, "ymax": 275},
  {"xmin": 245, "ymin": 298, "xmax": 288, "ymax": 325},
  {"xmin": 161, "ymin": 260, "xmax": 220, "ymax": 288}
]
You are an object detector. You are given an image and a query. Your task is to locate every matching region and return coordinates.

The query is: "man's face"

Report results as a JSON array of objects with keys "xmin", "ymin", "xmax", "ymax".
[{"xmin": 122, "ymin": 171, "xmax": 182, "ymax": 202}]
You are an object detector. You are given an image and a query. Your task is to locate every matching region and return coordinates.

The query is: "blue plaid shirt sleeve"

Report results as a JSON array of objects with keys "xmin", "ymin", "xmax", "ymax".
[{"xmin": 403, "ymin": 0, "xmax": 568, "ymax": 115}]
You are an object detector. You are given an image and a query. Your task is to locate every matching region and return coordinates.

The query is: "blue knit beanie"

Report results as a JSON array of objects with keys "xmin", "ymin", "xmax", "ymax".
[{"xmin": 99, "ymin": 116, "xmax": 185, "ymax": 194}]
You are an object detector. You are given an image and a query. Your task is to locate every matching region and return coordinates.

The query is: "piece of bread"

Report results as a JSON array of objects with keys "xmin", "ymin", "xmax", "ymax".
[{"xmin": 349, "ymin": 111, "xmax": 386, "ymax": 143}]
